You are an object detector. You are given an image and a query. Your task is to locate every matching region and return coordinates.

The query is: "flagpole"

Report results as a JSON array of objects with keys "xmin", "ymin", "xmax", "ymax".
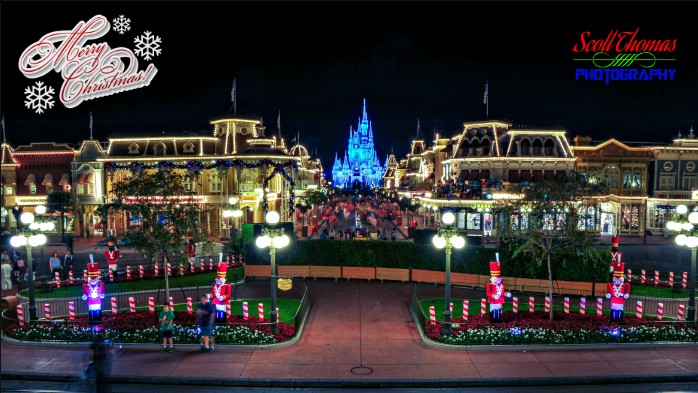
[
  {"xmin": 89, "ymin": 112, "xmax": 93, "ymax": 140},
  {"xmin": 486, "ymin": 81, "xmax": 489, "ymax": 119},
  {"xmin": 233, "ymin": 79, "xmax": 237, "ymax": 116}
]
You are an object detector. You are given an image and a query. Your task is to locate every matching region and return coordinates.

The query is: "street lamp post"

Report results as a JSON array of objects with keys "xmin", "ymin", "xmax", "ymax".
[
  {"xmin": 223, "ymin": 196, "xmax": 243, "ymax": 242},
  {"xmin": 432, "ymin": 211, "xmax": 466, "ymax": 337},
  {"xmin": 667, "ymin": 204, "xmax": 698, "ymax": 324},
  {"xmin": 255, "ymin": 211, "xmax": 290, "ymax": 333},
  {"xmin": 10, "ymin": 209, "xmax": 51, "ymax": 322}
]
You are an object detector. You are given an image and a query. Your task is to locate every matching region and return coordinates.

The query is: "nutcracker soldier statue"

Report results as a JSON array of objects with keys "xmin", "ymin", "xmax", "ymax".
[
  {"xmin": 485, "ymin": 256, "xmax": 511, "ymax": 323},
  {"xmin": 610, "ymin": 236, "xmax": 622, "ymax": 274},
  {"xmin": 184, "ymin": 231, "xmax": 196, "ymax": 267},
  {"xmin": 82, "ymin": 258, "xmax": 105, "ymax": 324},
  {"xmin": 210, "ymin": 262, "xmax": 231, "ymax": 323},
  {"xmin": 105, "ymin": 237, "xmax": 120, "ymax": 274},
  {"xmin": 606, "ymin": 262, "xmax": 630, "ymax": 322}
]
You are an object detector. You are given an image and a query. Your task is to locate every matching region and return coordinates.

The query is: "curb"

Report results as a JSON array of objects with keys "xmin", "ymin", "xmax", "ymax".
[
  {"xmin": 2, "ymin": 371, "xmax": 697, "ymax": 388},
  {"xmin": 409, "ymin": 304, "xmax": 698, "ymax": 351}
]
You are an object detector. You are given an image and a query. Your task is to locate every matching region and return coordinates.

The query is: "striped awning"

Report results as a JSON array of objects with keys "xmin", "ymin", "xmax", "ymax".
[
  {"xmin": 85, "ymin": 173, "xmax": 94, "ymax": 183},
  {"xmin": 479, "ymin": 170, "xmax": 490, "ymax": 180},
  {"xmin": 508, "ymin": 170, "xmax": 521, "ymax": 182},
  {"xmin": 459, "ymin": 170, "xmax": 470, "ymax": 179},
  {"xmin": 59, "ymin": 174, "xmax": 71, "ymax": 186},
  {"xmin": 544, "ymin": 170, "xmax": 555, "ymax": 180},
  {"xmin": 520, "ymin": 171, "xmax": 532, "ymax": 182},
  {"xmin": 468, "ymin": 171, "xmax": 480, "ymax": 180},
  {"xmin": 532, "ymin": 170, "xmax": 543, "ymax": 181},
  {"xmin": 76, "ymin": 173, "xmax": 87, "ymax": 184},
  {"xmin": 41, "ymin": 173, "xmax": 53, "ymax": 186},
  {"xmin": 1, "ymin": 172, "xmax": 16, "ymax": 185},
  {"xmin": 24, "ymin": 174, "xmax": 36, "ymax": 185}
]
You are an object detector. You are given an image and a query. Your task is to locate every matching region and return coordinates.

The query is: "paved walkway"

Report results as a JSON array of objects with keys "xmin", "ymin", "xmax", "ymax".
[{"xmin": 2, "ymin": 281, "xmax": 697, "ymax": 386}]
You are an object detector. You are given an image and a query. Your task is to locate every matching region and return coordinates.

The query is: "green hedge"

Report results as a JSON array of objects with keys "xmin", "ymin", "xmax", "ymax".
[{"xmin": 245, "ymin": 240, "xmax": 610, "ymax": 282}]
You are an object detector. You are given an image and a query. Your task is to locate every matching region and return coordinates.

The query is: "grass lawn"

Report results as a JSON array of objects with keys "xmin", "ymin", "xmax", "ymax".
[
  {"xmin": 21, "ymin": 273, "xmax": 221, "ymax": 299},
  {"xmin": 418, "ymin": 299, "xmax": 676, "ymax": 321},
  {"xmin": 630, "ymin": 285, "xmax": 690, "ymax": 299}
]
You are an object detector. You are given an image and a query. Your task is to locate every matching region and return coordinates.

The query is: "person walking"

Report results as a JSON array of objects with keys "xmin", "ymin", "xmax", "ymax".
[
  {"xmin": 49, "ymin": 252, "xmax": 62, "ymax": 279},
  {"xmin": 62, "ymin": 250, "xmax": 74, "ymax": 281},
  {"xmin": 1, "ymin": 260, "xmax": 13, "ymax": 293},
  {"xmin": 10, "ymin": 249, "xmax": 21, "ymax": 283},
  {"xmin": 89, "ymin": 334, "xmax": 112, "ymax": 393},
  {"xmin": 67, "ymin": 235, "xmax": 74, "ymax": 254},
  {"xmin": 159, "ymin": 304, "xmax": 175, "ymax": 352},
  {"xmin": 196, "ymin": 294, "xmax": 215, "ymax": 352}
]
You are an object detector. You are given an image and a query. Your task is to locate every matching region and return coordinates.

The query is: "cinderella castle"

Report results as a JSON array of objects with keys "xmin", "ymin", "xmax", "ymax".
[{"xmin": 331, "ymin": 99, "xmax": 387, "ymax": 188}]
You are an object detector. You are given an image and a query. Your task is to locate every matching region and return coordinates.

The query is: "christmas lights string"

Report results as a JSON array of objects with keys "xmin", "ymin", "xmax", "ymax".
[{"xmin": 103, "ymin": 159, "xmax": 297, "ymax": 214}]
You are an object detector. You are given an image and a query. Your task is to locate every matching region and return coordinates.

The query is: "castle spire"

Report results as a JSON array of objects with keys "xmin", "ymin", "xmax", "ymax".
[{"xmin": 362, "ymin": 98, "xmax": 367, "ymax": 120}]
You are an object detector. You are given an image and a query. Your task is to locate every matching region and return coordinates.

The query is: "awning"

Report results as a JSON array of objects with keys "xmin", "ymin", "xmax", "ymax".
[
  {"xmin": 508, "ymin": 170, "xmax": 521, "ymax": 182},
  {"xmin": 556, "ymin": 170, "xmax": 568, "ymax": 180},
  {"xmin": 76, "ymin": 173, "xmax": 87, "ymax": 184},
  {"xmin": 544, "ymin": 170, "xmax": 555, "ymax": 180},
  {"xmin": 41, "ymin": 173, "xmax": 53, "ymax": 186},
  {"xmin": 85, "ymin": 173, "xmax": 94, "ymax": 183},
  {"xmin": 59, "ymin": 174, "xmax": 70, "ymax": 186},
  {"xmin": 459, "ymin": 170, "xmax": 470, "ymax": 179},
  {"xmin": 24, "ymin": 174, "xmax": 36, "ymax": 185},
  {"xmin": 468, "ymin": 171, "xmax": 480, "ymax": 181},
  {"xmin": 1, "ymin": 172, "xmax": 16, "ymax": 185},
  {"xmin": 479, "ymin": 170, "xmax": 490, "ymax": 180},
  {"xmin": 520, "ymin": 171, "xmax": 532, "ymax": 182},
  {"xmin": 532, "ymin": 170, "xmax": 543, "ymax": 181}
]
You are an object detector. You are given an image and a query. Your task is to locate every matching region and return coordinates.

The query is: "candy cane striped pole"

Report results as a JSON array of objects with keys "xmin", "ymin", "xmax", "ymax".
[
  {"xmin": 179, "ymin": 263, "xmax": 184, "ymax": 277},
  {"xmin": 480, "ymin": 298, "xmax": 487, "ymax": 315},
  {"xmin": 463, "ymin": 300, "xmax": 469, "ymax": 319},
  {"xmin": 69, "ymin": 270, "xmax": 74, "ymax": 284},
  {"xmin": 108, "ymin": 269, "xmax": 114, "ymax": 282},
  {"xmin": 148, "ymin": 297, "xmax": 155, "ymax": 313},
  {"xmin": 636, "ymin": 301, "xmax": 643, "ymax": 318},
  {"xmin": 187, "ymin": 297, "xmax": 193, "ymax": 315},
  {"xmin": 209, "ymin": 258, "xmax": 214, "ymax": 271},
  {"xmin": 154, "ymin": 263, "xmax": 159, "ymax": 277},
  {"xmin": 669, "ymin": 272, "xmax": 674, "ymax": 288},
  {"xmin": 111, "ymin": 297, "xmax": 118, "ymax": 314},
  {"xmin": 657, "ymin": 303, "xmax": 664, "ymax": 320},
  {"xmin": 429, "ymin": 306, "xmax": 436, "ymax": 322},
  {"xmin": 449, "ymin": 302, "xmax": 453, "ymax": 317},
  {"xmin": 580, "ymin": 297, "xmax": 586, "ymax": 314},
  {"xmin": 44, "ymin": 303, "xmax": 51, "ymax": 320},
  {"xmin": 167, "ymin": 263, "xmax": 172, "ymax": 277},
  {"xmin": 258, "ymin": 303, "xmax": 264, "ymax": 321},
  {"xmin": 226, "ymin": 304, "xmax": 232, "ymax": 319},
  {"xmin": 169, "ymin": 297, "xmax": 174, "ymax": 309},
  {"xmin": 512, "ymin": 297, "xmax": 518, "ymax": 313},
  {"xmin": 276, "ymin": 307, "xmax": 280, "ymax": 322},
  {"xmin": 17, "ymin": 305, "xmax": 24, "ymax": 327},
  {"xmin": 68, "ymin": 301, "xmax": 75, "ymax": 320},
  {"xmin": 129, "ymin": 297, "xmax": 136, "ymax": 313},
  {"xmin": 627, "ymin": 269, "xmax": 632, "ymax": 282},
  {"xmin": 678, "ymin": 305, "xmax": 685, "ymax": 321},
  {"xmin": 54, "ymin": 272, "xmax": 60, "ymax": 288},
  {"xmin": 596, "ymin": 298, "xmax": 603, "ymax": 316},
  {"xmin": 83, "ymin": 270, "xmax": 88, "ymax": 282},
  {"xmin": 242, "ymin": 301, "xmax": 249, "ymax": 320},
  {"xmin": 126, "ymin": 266, "xmax": 131, "ymax": 280},
  {"xmin": 563, "ymin": 297, "xmax": 570, "ymax": 314},
  {"xmin": 641, "ymin": 270, "xmax": 646, "ymax": 284},
  {"xmin": 654, "ymin": 271, "xmax": 659, "ymax": 286},
  {"xmin": 529, "ymin": 297, "xmax": 535, "ymax": 313},
  {"xmin": 139, "ymin": 265, "xmax": 144, "ymax": 279},
  {"xmin": 682, "ymin": 272, "xmax": 688, "ymax": 289},
  {"xmin": 200, "ymin": 259, "xmax": 205, "ymax": 272},
  {"xmin": 189, "ymin": 260, "xmax": 195, "ymax": 274},
  {"xmin": 544, "ymin": 297, "xmax": 551, "ymax": 313}
]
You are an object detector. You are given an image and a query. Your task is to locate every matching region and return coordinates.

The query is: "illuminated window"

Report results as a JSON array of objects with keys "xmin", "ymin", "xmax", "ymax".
[
  {"xmin": 623, "ymin": 171, "xmax": 631, "ymax": 188},
  {"xmin": 663, "ymin": 161, "xmax": 674, "ymax": 172},
  {"xmin": 632, "ymin": 171, "xmax": 642, "ymax": 189},
  {"xmin": 659, "ymin": 175, "xmax": 674, "ymax": 190},
  {"xmin": 29, "ymin": 184, "xmax": 36, "ymax": 194},
  {"xmin": 209, "ymin": 174, "xmax": 222, "ymax": 193},
  {"xmin": 682, "ymin": 176, "xmax": 696, "ymax": 191},
  {"xmin": 532, "ymin": 139, "xmax": 543, "ymax": 156},
  {"xmin": 4, "ymin": 186, "xmax": 13, "ymax": 196},
  {"xmin": 520, "ymin": 139, "xmax": 531, "ymax": 156}
]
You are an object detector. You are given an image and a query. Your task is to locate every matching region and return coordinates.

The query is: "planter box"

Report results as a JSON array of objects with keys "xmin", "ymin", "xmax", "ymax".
[
  {"xmin": 342, "ymin": 266, "xmax": 375, "ymax": 281},
  {"xmin": 309, "ymin": 266, "xmax": 341, "ymax": 281},
  {"xmin": 375, "ymin": 267, "xmax": 409, "ymax": 283},
  {"xmin": 278, "ymin": 265, "xmax": 310, "ymax": 278},
  {"xmin": 245, "ymin": 265, "xmax": 270, "ymax": 278},
  {"xmin": 411, "ymin": 269, "xmax": 445, "ymax": 284}
]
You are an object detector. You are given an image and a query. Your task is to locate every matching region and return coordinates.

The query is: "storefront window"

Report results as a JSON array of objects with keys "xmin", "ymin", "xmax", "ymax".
[
  {"xmin": 622, "ymin": 206, "xmax": 631, "ymax": 230},
  {"xmin": 623, "ymin": 171, "xmax": 631, "ymax": 188},
  {"xmin": 467, "ymin": 212, "xmax": 481, "ymax": 230},
  {"xmin": 631, "ymin": 206, "xmax": 640, "ymax": 230},
  {"xmin": 653, "ymin": 207, "xmax": 666, "ymax": 229},
  {"xmin": 586, "ymin": 206, "xmax": 596, "ymax": 231},
  {"xmin": 633, "ymin": 171, "xmax": 641, "ymax": 189}
]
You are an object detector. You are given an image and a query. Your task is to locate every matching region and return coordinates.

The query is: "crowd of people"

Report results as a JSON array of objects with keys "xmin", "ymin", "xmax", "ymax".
[{"xmin": 0, "ymin": 244, "xmax": 74, "ymax": 296}]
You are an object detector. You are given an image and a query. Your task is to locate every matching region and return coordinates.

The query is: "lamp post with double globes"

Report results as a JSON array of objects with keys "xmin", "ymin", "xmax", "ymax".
[
  {"xmin": 222, "ymin": 197, "xmax": 243, "ymax": 241},
  {"xmin": 432, "ymin": 211, "xmax": 466, "ymax": 337},
  {"xmin": 10, "ymin": 209, "xmax": 52, "ymax": 322},
  {"xmin": 255, "ymin": 211, "xmax": 290, "ymax": 333},
  {"xmin": 667, "ymin": 204, "xmax": 698, "ymax": 324}
]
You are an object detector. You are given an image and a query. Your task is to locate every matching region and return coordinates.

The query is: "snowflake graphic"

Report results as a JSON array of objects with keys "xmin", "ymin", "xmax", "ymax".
[
  {"xmin": 24, "ymin": 81, "xmax": 55, "ymax": 114},
  {"xmin": 112, "ymin": 15, "xmax": 131, "ymax": 35},
  {"xmin": 134, "ymin": 31, "xmax": 162, "ymax": 61}
]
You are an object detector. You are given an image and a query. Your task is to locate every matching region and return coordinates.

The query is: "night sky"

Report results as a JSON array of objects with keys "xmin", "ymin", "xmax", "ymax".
[{"xmin": 1, "ymin": 2, "xmax": 696, "ymax": 175}]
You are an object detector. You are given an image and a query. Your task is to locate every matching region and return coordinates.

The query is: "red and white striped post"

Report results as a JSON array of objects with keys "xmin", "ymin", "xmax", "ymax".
[
  {"xmin": 44, "ymin": 303, "xmax": 51, "ymax": 320},
  {"xmin": 189, "ymin": 260, "xmax": 195, "ymax": 274},
  {"xmin": 429, "ymin": 306, "xmax": 436, "ymax": 322},
  {"xmin": 678, "ymin": 304, "xmax": 686, "ymax": 321},
  {"xmin": 17, "ymin": 305, "xmax": 24, "ymax": 327},
  {"xmin": 657, "ymin": 303, "xmax": 664, "ymax": 320},
  {"xmin": 179, "ymin": 263, "xmax": 184, "ymax": 277},
  {"xmin": 54, "ymin": 272, "xmax": 60, "ymax": 288},
  {"xmin": 187, "ymin": 297, "xmax": 193, "ymax": 315},
  {"xmin": 68, "ymin": 301, "xmax": 75, "ymax": 320},
  {"xmin": 654, "ymin": 271, "xmax": 659, "ymax": 286},
  {"xmin": 258, "ymin": 303, "xmax": 264, "ymax": 321},
  {"xmin": 139, "ymin": 265, "xmax": 144, "ymax": 279},
  {"xmin": 544, "ymin": 297, "xmax": 551, "ymax": 313},
  {"xmin": 126, "ymin": 266, "xmax": 131, "ymax": 280},
  {"xmin": 68, "ymin": 270, "xmax": 74, "ymax": 284},
  {"xmin": 226, "ymin": 304, "xmax": 232, "ymax": 319},
  {"xmin": 148, "ymin": 297, "xmax": 155, "ymax": 313},
  {"xmin": 463, "ymin": 300, "xmax": 469, "ymax": 319},
  {"xmin": 226, "ymin": 255, "xmax": 231, "ymax": 263},
  {"xmin": 480, "ymin": 298, "xmax": 486, "ymax": 315},
  {"xmin": 596, "ymin": 298, "xmax": 603, "ymax": 316},
  {"xmin": 242, "ymin": 301, "xmax": 249, "ymax": 320},
  {"xmin": 169, "ymin": 297, "xmax": 174, "ymax": 309},
  {"xmin": 636, "ymin": 301, "xmax": 643, "ymax": 318},
  {"xmin": 111, "ymin": 297, "xmax": 118, "ymax": 314},
  {"xmin": 200, "ymin": 259, "xmax": 205, "ymax": 272},
  {"xmin": 682, "ymin": 272, "xmax": 688, "ymax": 289},
  {"xmin": 669, "ymin": 272, "xmax": 674, "ymax": 288},
  {"xmin": 627, "ymin": 269, "xmax": 632, "ymax": 282},
  {"xmin": 209, "ymin": 258, "xmax": 214, "ymax": 271},
  {"xmin": 154, "ymin": 263, "xmax": 159, "ymax": 277},
  {"xmin": 580, "ymin": 297, "xmax": 587, "ymax": 314},
  {"xmin": 641, "ymin": 269, "xmax": 646, "ymax": 284},
  {"xmin": 563, "ymin": 297, "xmax": 570, "ymax": 314},
  {"xmin": 83, "ymin": 270, "xmax": 88, "ymax": 282},
  {"xmin": 129, "ymin": 297, "xmax": 136, "ymax": 313},
  {"xmin": 167, "ymin": 263, "xmax": 172, "ymax": 277},
  {"xmin": 529, "ymin": 297, "xmax": 535, "ymax": 313},
  {"xmin": 108, "ymin": 269, "xmax": 114, "ymax": 282},
  {"xmin": 449, "ymin": 302, "xmax": 453, "ymax": 317},
  {"xmin": 512, "ymin": 297, "xmax": 519, "ymax": 313},
  {"xmin": 276, "ymin": 307, "xmax": 280, "ymax": 322}
]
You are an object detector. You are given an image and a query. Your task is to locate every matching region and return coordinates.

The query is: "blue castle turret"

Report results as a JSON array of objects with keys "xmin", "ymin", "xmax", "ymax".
[{"xmin": 332, "ymin": 99, "xmax": 386, "ymax": 188}]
